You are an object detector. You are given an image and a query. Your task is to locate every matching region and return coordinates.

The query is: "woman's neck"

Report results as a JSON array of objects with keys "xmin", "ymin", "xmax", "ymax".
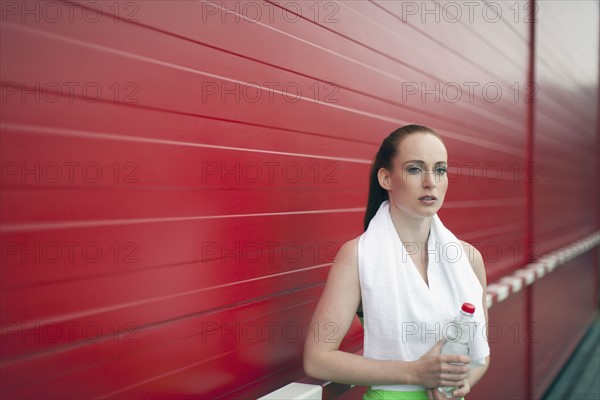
[{"xmin": 388, "ymin": 203, "xmax": 432, "ymax": 245}]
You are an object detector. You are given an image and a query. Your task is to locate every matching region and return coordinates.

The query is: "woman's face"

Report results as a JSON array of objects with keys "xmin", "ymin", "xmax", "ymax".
[{"xmin": 378, "ymin": 133, "xmax": 449, "ymax": 218}]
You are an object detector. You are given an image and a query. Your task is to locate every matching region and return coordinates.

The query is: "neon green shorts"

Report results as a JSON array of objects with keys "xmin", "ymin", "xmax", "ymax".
[
  {"xmin": 363, "ymin": 387, "xmax": 428, "ymax": 400},
  {"xmin": 363, "ymin": 387, "xmax": 465, "ymax": 400}
]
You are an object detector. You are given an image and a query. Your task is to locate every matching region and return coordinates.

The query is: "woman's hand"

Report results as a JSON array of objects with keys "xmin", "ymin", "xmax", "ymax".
[
  {"xmin": 411, "ymin": 339, "xmax": 470, "ymax": 389},
  {"xmin": 426, "ymin": 379, "xmax": 471, "ymax": 400}
]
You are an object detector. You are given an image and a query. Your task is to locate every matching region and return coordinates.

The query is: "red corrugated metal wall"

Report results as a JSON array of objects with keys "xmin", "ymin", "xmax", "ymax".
[
  {"xmin": 530, "ymin": 1, "xmax": 599, "ymax": 399},
  {"xmin": 0, "ymin": 1, "xmax": 597, "ymax": 399}
]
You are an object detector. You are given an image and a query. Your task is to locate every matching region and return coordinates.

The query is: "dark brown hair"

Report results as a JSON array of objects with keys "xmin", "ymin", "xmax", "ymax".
[{"xmin": 363, "ymin": 124, "xmax": 444, "ymax": 231}]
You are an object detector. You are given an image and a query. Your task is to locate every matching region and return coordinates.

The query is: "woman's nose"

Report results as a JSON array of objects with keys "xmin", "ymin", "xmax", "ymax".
[{"xmin": 422, "ymin": 171, "xmax": 438, "ymax": 188}]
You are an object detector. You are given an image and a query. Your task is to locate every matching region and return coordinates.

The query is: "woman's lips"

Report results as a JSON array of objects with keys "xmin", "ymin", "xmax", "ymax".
[{"xmin": 418, "ymin": 195, "xmax": 437, "ymax": 205}]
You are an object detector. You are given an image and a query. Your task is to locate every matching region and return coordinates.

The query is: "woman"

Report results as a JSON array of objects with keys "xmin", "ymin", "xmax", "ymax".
[{"xmin": 303, "ymin": 125, "xmax": 490, "ymax": 400}]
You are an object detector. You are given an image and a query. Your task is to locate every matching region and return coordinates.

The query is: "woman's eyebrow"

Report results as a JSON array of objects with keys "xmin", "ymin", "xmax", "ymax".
[
  {"xmin": 402, "ymin": 160, "xmax": 448, "ymax": 165},
  {"xmin": 402, "ymin": 160, "xmax": 424, "ymax": 165}
]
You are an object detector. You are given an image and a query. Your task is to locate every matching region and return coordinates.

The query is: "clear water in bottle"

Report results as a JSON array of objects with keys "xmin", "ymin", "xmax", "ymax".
[
  {"xmin": 437, "ymin": 302, "xmax": 476, "ymax": 398},
  {"xmin": 438, "ymin": 341, "xmax": 469, "ymax": 397}
]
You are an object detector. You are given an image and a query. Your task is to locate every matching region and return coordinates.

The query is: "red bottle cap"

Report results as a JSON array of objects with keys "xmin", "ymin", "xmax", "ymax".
[{"xmin": 461, "ymin": 303, "xmax": 476, "ymax": 314}]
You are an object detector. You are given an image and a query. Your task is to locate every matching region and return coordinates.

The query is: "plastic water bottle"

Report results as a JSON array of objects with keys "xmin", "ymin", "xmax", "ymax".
[{"xmin": 437, "ymin": 302, "xmax": 476, "ymax": 398}]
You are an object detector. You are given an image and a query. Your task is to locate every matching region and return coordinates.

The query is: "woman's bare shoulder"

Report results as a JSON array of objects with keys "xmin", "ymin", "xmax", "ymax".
[
  {"xmin": 458, "ymin": 240, "xmax": 481, "ymax": 260},
  {"xmin": 459, "ymin": 240, "xmax": 486, "ymax": 287},
  {"xmin": 336, "ymin": 235, "xmax": 361, "ymax": 263}
]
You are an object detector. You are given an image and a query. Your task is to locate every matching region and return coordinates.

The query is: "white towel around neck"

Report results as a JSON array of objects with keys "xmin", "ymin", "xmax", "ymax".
[{"xmin": 358, "ymin": 200, "xmax": 490, "ymax": 392}]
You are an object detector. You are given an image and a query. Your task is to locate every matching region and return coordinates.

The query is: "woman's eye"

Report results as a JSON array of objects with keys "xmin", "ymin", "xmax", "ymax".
[
  {"xmin": 407, "ymin": 166, "xmax": 421, "ymax": 174},
  {"xmin": 435, "ymin": 168, "xmax": 447, "ymax": 175}
]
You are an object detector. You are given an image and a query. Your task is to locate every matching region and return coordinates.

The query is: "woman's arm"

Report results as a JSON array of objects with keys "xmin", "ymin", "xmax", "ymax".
[
  {"xmin": 467, "ymin": 243, "xmax": 491, "ymax": 387},
  {"xmin": 303, "ymin": 238, "xmax": 470, "ymax": 388},
  {"xmin": 461, "ymin": 242, "xmax": 491, "ymax": 392}
]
